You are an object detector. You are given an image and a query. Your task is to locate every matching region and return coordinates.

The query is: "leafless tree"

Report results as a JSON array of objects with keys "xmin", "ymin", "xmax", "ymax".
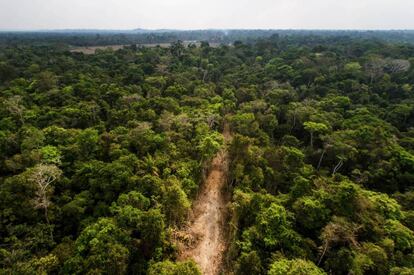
[
  {"xmin": 318, "ymin": 217, "xmax": 361, "ymax": 265},
  {"xmin": 121, "ymin": 94, "xmax": 141, "ymax": 106},
  {"xmin": 365, "ymin": 57, "xmax": 410, "ymax": 83},
  {"xmin": 385, "ymin": 59, "xmax": 411, "ymax": 74},
  {"xmin": 365, "ymin": 57, "xmax": 386, "ymax": 83},
  {"xmin": 5, "ymin": 95, "xmax": 25, "ymax": 125},
  {"xmin": 29, "ymin": 164, "xmax": 62, "ymax": 226},
  {"xmin": 207, "ymin": 114, "xmax": 220, "ymax": 129}
]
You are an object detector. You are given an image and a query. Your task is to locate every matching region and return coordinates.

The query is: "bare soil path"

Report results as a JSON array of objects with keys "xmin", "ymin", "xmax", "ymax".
[{"xmin": 178, "ymin": 123, "xmax": 232, "ymax": 275}]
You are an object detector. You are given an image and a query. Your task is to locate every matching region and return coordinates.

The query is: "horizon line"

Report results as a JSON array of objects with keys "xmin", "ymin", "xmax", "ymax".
[{"xmin": 1, "ymin": 28, "xmax": 414, "ymax": 33}]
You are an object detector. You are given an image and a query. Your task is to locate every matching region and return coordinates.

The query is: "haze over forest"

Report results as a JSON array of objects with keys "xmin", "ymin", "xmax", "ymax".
[{"xmin": 1, "ymin": 0, "xmax": 414, "ymax": 30}]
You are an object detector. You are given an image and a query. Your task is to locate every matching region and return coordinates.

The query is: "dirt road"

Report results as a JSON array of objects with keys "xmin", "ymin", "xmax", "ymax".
[{"xmin": 178, "ymin": 123, "xmax": 231, "ymax": 275}]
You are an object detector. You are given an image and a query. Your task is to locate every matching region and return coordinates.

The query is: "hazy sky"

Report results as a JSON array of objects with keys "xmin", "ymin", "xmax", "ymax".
[{"xmin": 0, "ymin": 0, "xmax": 413, "ymax": 30}]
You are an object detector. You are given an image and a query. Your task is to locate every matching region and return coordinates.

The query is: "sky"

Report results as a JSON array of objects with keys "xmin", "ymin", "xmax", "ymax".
[{"xmin": 0, "ymin": 0, "xmax": 414, "ymax": 30}]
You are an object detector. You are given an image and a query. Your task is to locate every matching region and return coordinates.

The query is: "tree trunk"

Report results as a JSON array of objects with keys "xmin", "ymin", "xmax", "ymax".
[
  {"xmin": 317, "ymin": 242, "xmax": 329, "ymax": 266},
  {"xmin": 310, "ymin": 132, "xmax": 314, "ymax": 148},
  {"xmin": 203, "ymin": 70, "xmax": 208, "ymax": 83},
  {"xmin": 317, "ymin": 149, "xmax": 326, "ymax": 170},
  {"xmin": 291, "ymin": 112, "xmax": 296, "ymax": 132},
  {"xmin": 333, "ymin": 159, "xmax": 343, "ymax": 175},
  {"xmin": 44, "ymin": 207, "xmax": 49, "ymax": 225},
  {"xmin": 45, "ymin": 207, "xmax": 54, "ymax": 240}
]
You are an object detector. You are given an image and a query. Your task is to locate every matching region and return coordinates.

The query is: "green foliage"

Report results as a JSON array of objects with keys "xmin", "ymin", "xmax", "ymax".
[
  {"xmin": 293, "ymin": 196, "xmax": 331, "ymax": 230},
  {"xmin": 384, "ymin": 220, "xmax": 414, "ymax": 251},
  {"xmin": 303, "ymin": 121, "xmax": 329, "ymax": 133},
  {"xmin": 235, "ymin": 251, "xmax": 263, "ymax": 275},
  {"xmin": 229, "ymin": 112, "xmax": 259, "ymax": 137},
  {"xmin": 303, "ymin": 121, "xmax": 329, "ymax": 147},
  {"xmin": 268, "ymin": 258, "xmax": 326, "ymax": 275},
  {"xmin": 257, "ymin": 203, "xmax": 288, "ymax": 246},
  {"xmin": 63, "ymin": 218, "xmax": 130, "ymax": 274},
  {"xmin": 163, "ymin": 178, "xmax": 191, "ymax": 225},
  {"xmin": 40, "ymin": 145, "xmax": 61, "ymax": 165},
  {"xmin": 76, "ymin": 128, "xmax": 99, "ymax": 160},
  {"xmin": 1, "ymin": 33, "xmax": 414, "ymax": 274},
  {"xmin": 147, "ymin": 260, "xmax": 201, "ymax": 275},
  {"xmin": 344, "ymin": 62, "xmax": 362, "ymax": 76},
  {"xmin": 197, "ymin": 131, "xmax": 224, "ymax": 161},
  {"xmin": 351, "ymin": 242, "xmax": 388, "ymax": 275}
]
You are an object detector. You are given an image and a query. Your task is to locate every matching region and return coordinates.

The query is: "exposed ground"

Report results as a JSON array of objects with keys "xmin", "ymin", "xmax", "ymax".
[
  {"xmin": 69, "ymin": 44, "xmax": 126, "ymax": 54},
  {"xmin": 177, "ymin": 123, "xmax": 232, "ymax": 275},
  {"xmin": 70, "ymin": 42, "xmax": 222, "ymax": 54}
]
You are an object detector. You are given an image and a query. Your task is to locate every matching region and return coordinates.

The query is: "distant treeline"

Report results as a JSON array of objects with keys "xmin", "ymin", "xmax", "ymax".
[{"xmin": 1, "ymin": 29, "xmax": 414, "ymax": 46}]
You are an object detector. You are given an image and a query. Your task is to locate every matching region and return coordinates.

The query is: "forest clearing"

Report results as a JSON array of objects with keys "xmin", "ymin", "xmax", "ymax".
[{"xmin": 178, "ymin": 123, "xmax": 232, "ymax": 275}]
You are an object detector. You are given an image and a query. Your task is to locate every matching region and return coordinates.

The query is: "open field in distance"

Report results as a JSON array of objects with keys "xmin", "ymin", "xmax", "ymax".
[{"xmin": 70, "ymin": 41, "xmax": 223, "ymax": 54}]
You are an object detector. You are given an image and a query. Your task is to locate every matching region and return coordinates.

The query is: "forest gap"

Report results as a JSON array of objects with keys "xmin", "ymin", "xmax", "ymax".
[{"xmin": 178, "ymin": 122, "xmax": 232, "ymax": 275}]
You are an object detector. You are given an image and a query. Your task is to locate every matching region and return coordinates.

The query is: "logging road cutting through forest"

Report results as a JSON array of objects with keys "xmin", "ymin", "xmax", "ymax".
[{"xmin": 178, "ymin": 122, "xmax": 232, "ymax": 275}]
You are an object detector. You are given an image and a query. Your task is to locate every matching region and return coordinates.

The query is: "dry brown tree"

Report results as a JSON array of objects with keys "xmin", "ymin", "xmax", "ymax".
[{"xmin": 29, "ymin": 164, "xmax": 62, "ymax": 225}]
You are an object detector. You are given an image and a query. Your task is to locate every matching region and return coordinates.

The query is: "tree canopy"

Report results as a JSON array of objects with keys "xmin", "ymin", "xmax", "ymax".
[{"xmin": 1, "ymin": 31, "xmax": 414, "ymax": 274}]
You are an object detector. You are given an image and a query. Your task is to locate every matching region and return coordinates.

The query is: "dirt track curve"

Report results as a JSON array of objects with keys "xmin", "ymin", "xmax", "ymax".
[{"xmin": 178, "ymin": 123, "xmax": 232, "ymax": 275}]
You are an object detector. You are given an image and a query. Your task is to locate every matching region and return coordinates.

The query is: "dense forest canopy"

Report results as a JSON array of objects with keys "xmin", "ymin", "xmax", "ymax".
[{"xmin": 1, "ymin": 31, "xmax": 414, "ymax": 274}]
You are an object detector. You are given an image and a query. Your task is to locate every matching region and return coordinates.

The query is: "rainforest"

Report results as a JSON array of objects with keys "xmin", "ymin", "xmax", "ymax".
[{"xmin": 1, "ymin": 31, "xmax": 414, "ymax": 274}]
